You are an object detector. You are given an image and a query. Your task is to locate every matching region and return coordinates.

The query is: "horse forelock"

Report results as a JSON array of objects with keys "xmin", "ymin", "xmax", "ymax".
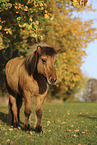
[{"xmin": 40, "ymin": 46, "xmax": 57, "ymax": 56}]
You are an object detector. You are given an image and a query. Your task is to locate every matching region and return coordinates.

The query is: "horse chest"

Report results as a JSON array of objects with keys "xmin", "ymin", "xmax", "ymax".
[{"xmin": 20, "ymin": 73, "xmax": 48, "ymax": 96}]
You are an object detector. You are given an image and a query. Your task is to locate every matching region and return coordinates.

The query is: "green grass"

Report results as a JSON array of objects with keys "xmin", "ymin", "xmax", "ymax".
[{"xmin": 0, "ymin": 102, "xmax": 97, "ymax": 145}]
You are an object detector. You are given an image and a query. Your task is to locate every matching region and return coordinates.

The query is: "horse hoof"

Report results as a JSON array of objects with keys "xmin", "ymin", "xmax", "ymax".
[
  {"xmin": 35, "ymin": 125, "xmax": 42, "ymax": 133},
  {"xmin": 13, "ymin": 122, "xmax": 19, "ymax": 128},
  {"xmin": 24, "ymin": 124, "xmax": 30, "ymax": 131}
]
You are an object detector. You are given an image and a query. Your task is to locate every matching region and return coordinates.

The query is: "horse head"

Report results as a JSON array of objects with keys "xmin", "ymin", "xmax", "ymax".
[
  {"xmin": 25, "ymin": 45, "xmax": 58, "ymax": 85},
  {"xmin": 36, "ymin": 45, "xmax": 57, "ymax": 85}
]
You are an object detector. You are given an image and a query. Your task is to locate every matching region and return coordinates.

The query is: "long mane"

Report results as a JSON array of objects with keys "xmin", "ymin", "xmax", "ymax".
[{"xmin": 25, "ymin": 50, "xmax": 39, "ymax": 75}]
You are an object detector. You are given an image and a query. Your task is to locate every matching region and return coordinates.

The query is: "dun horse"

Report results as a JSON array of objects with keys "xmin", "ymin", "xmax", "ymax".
[{"xmin": 5, "ymin": 45, "xmax": 57, "ymax": 132}]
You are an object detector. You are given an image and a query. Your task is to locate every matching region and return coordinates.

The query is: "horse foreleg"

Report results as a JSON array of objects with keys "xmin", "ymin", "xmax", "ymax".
[
  {"xmin": 23, "ymin": 91, "xmax": 31, "ymax": 131},
  {"xmin": 35, "ymin": 95, "xmax": 46, "ymax": 133},
  {"xmin": 24, "ymin": 101, "xmax": 31, "ymax": 130},
  {"xmin": 8, "ymin": 95, "xmax": 18, "ymax": 127}
]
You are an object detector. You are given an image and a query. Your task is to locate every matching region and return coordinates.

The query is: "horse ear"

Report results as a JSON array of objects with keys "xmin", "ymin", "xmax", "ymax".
[{"xmin": 37, "ymin": 45, "xmax": 42, "ymax": 55}]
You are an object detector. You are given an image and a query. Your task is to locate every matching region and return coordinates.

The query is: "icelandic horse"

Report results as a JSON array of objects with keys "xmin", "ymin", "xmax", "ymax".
[{"xmin": 5, "ymin": 45, "xmax": 57, "ymax": 132}]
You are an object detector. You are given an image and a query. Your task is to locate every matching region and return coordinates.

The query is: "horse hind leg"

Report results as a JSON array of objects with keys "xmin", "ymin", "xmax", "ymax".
[
  {"xmin": 7, "ymin": 94, "xmax": 19, "ymax": 128},
  {"xmin": 7, "ymin": 99, "xmax": 13, "ymax": 125},
  {"xmin": 16, "ymin": 94, "xmax": 23, "ymax": 123}
]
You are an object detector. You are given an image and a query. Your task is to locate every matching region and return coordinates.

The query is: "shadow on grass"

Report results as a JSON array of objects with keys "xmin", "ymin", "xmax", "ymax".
[
  {"xmin": 0, "ymin": 111, "xmax": 35, "ymax": 132},
  {"xmin": 78, "ymin": 114, "xmax": 97, "ymax": 120},
  {"xmin": 0, "ymin": 112, "xmax": 7, "ymax": 123}
]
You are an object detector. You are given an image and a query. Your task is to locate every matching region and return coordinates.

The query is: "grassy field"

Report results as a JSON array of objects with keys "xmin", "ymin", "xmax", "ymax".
[{"xmin": 0, "ymin": 102, "xmax": 97, "ymax": 145}]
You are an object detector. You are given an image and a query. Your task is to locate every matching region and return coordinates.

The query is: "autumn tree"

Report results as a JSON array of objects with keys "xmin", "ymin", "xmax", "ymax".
[
  {"xmin": 0, "ymin": 0, "xmax": 52, "ymax": 89},
  {"xmin": 0, "ymin": 0, "xmax": 97, "ymax": 100},
  {"xmin": 70, "ymin": 0, "xmax": 88, "ymax": 6},
  {"xmin": 45, "ymin": 0, "xmax": 97, "ymax": 99},
  {"xmin": 83, "ymin": 79, "xmax": 97, "ymax": 102}
]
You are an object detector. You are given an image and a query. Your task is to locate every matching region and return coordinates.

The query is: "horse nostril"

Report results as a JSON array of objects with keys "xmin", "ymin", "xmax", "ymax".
[{"xmin": 54, "ymin": 78, "xmax": 57, "ymax": 83}]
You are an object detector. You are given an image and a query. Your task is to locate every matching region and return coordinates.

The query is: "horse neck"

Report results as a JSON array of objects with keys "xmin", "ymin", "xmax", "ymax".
[{"xmin": 33, "ymin": 70, "xmax": 48, "ymax": 94}]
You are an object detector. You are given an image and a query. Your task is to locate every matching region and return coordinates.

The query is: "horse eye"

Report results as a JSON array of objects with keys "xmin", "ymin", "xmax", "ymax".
[{"xmin": 42, "ymin": 59, "xmax": 47, "ymax": 63}]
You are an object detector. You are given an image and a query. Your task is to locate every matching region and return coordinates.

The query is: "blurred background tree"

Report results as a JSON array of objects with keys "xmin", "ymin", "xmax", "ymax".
[
  {"xmin": 82, "ymin": 78, "xmax": 97, "ymax": 102},
  {"xmin": 0, "ymin": 0, "xmax": 97, "ymax": 101},
  {"xmin": 70, "ymin": 0, "xmax": 88, "ymax": 6}
]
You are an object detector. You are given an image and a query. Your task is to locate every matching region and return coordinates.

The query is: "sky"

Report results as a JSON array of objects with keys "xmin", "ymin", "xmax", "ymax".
[{"xmin": 80, "ymin": 0, "xmax": 97, "ymax": 79}]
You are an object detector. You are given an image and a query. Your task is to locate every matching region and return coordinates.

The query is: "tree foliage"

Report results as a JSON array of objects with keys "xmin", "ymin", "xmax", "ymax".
[
  {"xmin": 0, "ymin": 0, "xmax": 97, "ymax": 100},
  {"xmin": 70, "ymin": 0, "xmax": 88, "ymax": 6},
  {"xmin": 0, "ymin": 0, "xmax": 53, "ymax": 53},
  {"xmin": 45, "ymin": 0, "xmax": 97, "ymax": 99}
]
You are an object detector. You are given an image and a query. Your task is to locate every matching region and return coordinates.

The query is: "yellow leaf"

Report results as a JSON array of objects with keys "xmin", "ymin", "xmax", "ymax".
[
  {"xmin": 67, "ymin": 130, "xmax": 71, "ymax": 132},
  {"xmin": 48, "ymin": 130, "xmax": 51, "ymax": 132},
  {"xmin": 67, "ymin": 112, "xmax": 70, "ymax": 115},
  {"xmin": 61, "ymin": 122, "xmax": 66, "ymax": 124},
  {"xmin": 44, "ymin": 14, "xmax": 49, "ymax": 19},
  {"xmin": 74, "ymin": 129, "xmax": 79, "ymax": 132},
  {"xmin": 40, "ymin": 3, "xmax": 43, "ymax": 7},
  {"xmin": 47, "ymin": 121, "xmax": 50, "ymax": 124},
  {"xmin": 30, "ymin": 131, "xmax": 33, "ymax": 135},
  {"xmin": 6, "ymin": 139, "xmax": 10, "ymax": 142},
  {"xmin": 18, "ymin": 127, "xmax": 21, "ymax": 130},
  {"xmin": 9, "ymin": 128, "xmax": 13, "ymax": 131},
  {"xmin": 0, "ymin": 25, "xmax": 2, "ymax": 30},
  {"xmin": 73, "ymin": 134, "xmax": 77, "ymax": 137},
  {"xmin": 45, "ymin": 10, "xmax": 47, "ymax": 13}
]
